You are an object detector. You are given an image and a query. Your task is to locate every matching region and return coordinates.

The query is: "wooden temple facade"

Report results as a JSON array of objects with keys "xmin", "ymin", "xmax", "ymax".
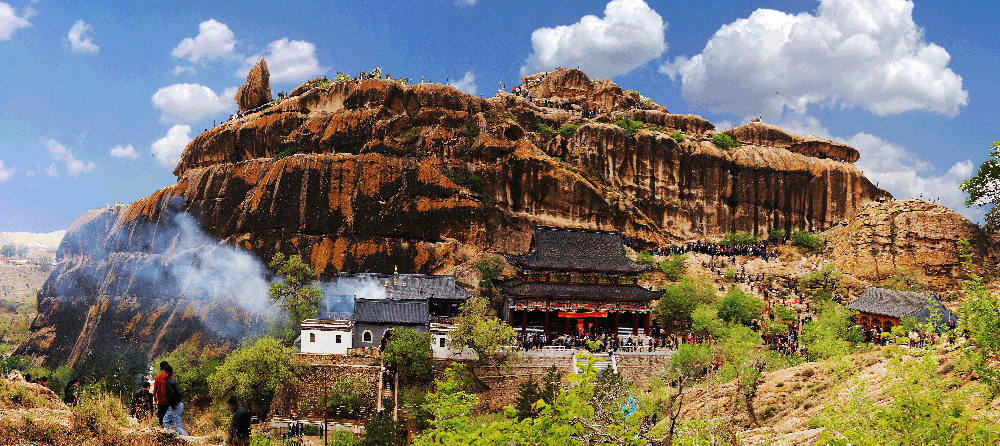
[
  {"xmin": 495, "ymin": 226, "xmax": 663, "ymax": 337},
  {"xmin": 847, "ymin": 287, "xmax": 958, "ymax": 331}
]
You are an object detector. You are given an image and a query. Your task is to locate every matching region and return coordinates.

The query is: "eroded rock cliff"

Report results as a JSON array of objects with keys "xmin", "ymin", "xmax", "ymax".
[{"xmin": 19, "ymin": 67, "xmax": 892, "ymax": 366}]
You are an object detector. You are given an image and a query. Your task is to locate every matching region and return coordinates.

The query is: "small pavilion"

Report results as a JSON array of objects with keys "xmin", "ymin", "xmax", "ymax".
[{"xmin": 846, "ymin": 287, "xmax": 958, "ymax": 331}]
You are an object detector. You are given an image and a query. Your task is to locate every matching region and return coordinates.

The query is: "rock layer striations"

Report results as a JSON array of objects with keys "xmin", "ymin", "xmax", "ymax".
[{"xmin": 19, "ymin": 67, "xmax": 891, "ymax": 366}]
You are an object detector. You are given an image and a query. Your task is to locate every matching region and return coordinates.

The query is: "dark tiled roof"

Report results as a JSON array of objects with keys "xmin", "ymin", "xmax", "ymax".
[
  {"xmin": 847, "ymin": 287, "xmax": 958, "ymax": 325},
  {"xmin": 352, "ymin": 299, "xmax": 429, "ymax": 324},
  {"xmin": 331, "ymin": 273, "xmax": 472, "ymax": 301},
  {"xmin": 506, "ymin": 226, "xmax": 649, "ymax": 273},
  {"xmin": 494, "ymin": 278, "xmax": 662, "ymax": 301}
]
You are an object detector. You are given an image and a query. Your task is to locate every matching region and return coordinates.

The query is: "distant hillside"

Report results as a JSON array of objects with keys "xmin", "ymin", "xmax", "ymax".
[{"xmin": 0, "ymin": 230, "xmax": 66, "ymax": 251}]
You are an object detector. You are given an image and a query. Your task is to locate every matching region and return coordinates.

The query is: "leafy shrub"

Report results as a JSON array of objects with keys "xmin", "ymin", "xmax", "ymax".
[
  {"xmin": 719, "ymin": 231, "xmax": 757, "ymax": 247},
  {"xmin": 401, "ymin": 127, "xmax": 420, "ymax": 146},
  {"xmin": 613, "ymin": 119, "xmax": 644, "ymax": 138},
  {"xmin": 275, "ymin": 147, "xmax": 302, "ymax": 159},
  {"xmin": 717, "ymin": 286, "xmax": 763, "ymax": 326},
  {"xmin": 637, "ymin": 250, "xmax": 655, "ymax": 264},
  {"xmin": 155, "ymin": 340, "xmax": 227, "ymax": 406},
  {"xmin": 669, "ymin": 130, "xmax": 685, "ymax": 142},
  {"xmin": 711, "ymin": 133, "xmax": 736, "ymax": 149},
  {"xmin": 768, "ymin": 229, "xmax": 787, "ymax": 239},
  {"xmin": 655, "ymin": 278, "xmax": 716, "ymax": 330},
  {"xmin": 558, "ymin": 124, "xmax": 581, "ymax": 138},
  {"xmin": 790, "ymin": 231, "xmax": 824, "ymax": 252},
  {"xmin": 209, "ymin": 337, "xmax": 305, "ymax": 416},
  {"xmin": 444, "ymin": 170, "xmax": 484, "ymax": 193},
  {"xmin": 383, "ymin": 327, "xmax": 434, "ymax": 383},
  {"xmin": 658, "ymin": 254, "xmax": 687, "ymax": 281},
  {"xmin": 334, "ymin": 72, "xmax": 351, "ymax": 83},
  {"xmin": 74, "ymin": 388, "xmax": 129, "ymax": 435},
  {"xmin": 534, "ymin": 123, "xmax": 555, "ymax": 137}
]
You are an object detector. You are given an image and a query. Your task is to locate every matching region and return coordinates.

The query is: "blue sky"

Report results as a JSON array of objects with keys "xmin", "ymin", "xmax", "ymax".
[{"xmin": 0, "ymin": 0, "xmax": 996, "ymax": 232}]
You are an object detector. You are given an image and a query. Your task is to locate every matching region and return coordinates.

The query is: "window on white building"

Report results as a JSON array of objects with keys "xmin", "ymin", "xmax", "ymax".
[
  {"xmin": 309, "ymin": 333, "xmax": 316, "ymax": 342},
  {"xmin": 439, "ymin": 337, "xmax": 446, "ymax": 348},
  {"xmin": 363, "ymin": 331, "xmax": 372, "ymax": 343},
  {"xmin": 336, "ymin": 334, "xmax": 342, "ymax": 343}
]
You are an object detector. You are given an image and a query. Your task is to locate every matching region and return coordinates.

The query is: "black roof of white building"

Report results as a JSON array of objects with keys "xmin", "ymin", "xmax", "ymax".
[
  {"xmin": 352, "ymin": 299, "xmax": 429, "ymax": 325},
  {"xmin": 332, "ymin": 273, "xmax": 472, "ymax": 301},
  {"xmin": 505, "ymin": 226, "xmax": 650, "ymax": 274},
  {"xmin": 847, "ymin": 287, "xmax": 958, "ymax": 325}
]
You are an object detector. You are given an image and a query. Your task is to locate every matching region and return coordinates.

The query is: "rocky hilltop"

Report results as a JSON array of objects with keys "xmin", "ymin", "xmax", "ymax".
[{"xmin": 19, "ymin": 66, "xmax": 891, "ymax": 366}]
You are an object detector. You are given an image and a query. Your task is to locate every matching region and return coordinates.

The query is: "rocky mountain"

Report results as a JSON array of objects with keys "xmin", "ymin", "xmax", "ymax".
[{"xmin": 18, "ymin": 66, "xmax": 892, "ymax": 366}]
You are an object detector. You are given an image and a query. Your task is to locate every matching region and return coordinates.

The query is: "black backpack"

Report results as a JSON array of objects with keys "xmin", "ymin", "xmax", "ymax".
[{"xmin": 166, "ymin": 377, "xmax": 183, "ymax": 407}]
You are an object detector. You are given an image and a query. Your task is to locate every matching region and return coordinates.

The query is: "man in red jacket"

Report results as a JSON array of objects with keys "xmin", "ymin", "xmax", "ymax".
[{"xmin": 154, "ymin": 361, "xmax": 171, "ymax": 426}]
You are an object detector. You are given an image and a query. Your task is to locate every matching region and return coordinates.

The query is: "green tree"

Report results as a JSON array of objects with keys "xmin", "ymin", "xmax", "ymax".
[
  {"xmin": 800, "ymin": 301, "xmax": 859, "ymax": 361},
  {"xmin": 658, "ymin": 343, "xmax": 713, "ymax": 446},
  {"xmin": 790, "ymin": 231, "xmax": 824, "ymax": 252},
  {"xmin": 690, "ymin": 304, "xmax": 724, "ymax": 337},
  {"xmin": 154, "ymin": 339, "xmax": 226, "ymax": 406},
  {"xmin": 267, "ymin": 253, "xmax": 322, "ymax": 324},
  {"xmin": 475, "ymin": 257, "xmax": 504, "ymax": 301},
  {"xmin": 558, "ymin": 124, "xmax": 582, "ymax": 138},
  {"xmin": 447, "ymin": 295, "xmax": 518, "ymax": 387},
  {"xmin": 655, "ymin": 278, "xmax": 716, "ymax": 330},
  {"xmin": 657, "ymin": 254, "xmax": 687, "ymax": 281},
  {"xmin": 38, "ymin": 257, "xmax": 52, "ymax": 272},
  {"xmin": 209, "ymin": 337, "xmax": 305, "ymax": 415},
  {"xmin": 614, "ymin": 119, "xmax": 644, "ymax": 138},
  {"xmin": 719, "ymin": 232, "xmax": 756, "ymax": 247},
  {"xmin": 768, "ymin": 229, "xmax": 786, "ymax": 239},
  {"xmin": 799, "ymin": 265, "xmax": 843, "ymax": 294},
  {"xmin": 716, "ymin": 286, "xmax": 763, "ymax": 327},
  {"xmin": 0, "ymin": 244, "xmax": 15, "ymax": 258},
  {"xmin": 382, "ymin": 327, "xmax": 434, "ymax": 383},
  {"xmin": 360, "ymin": 412, "xmax": 408, "ymax": 446},
  {"xmin": 959, "ymin": 141, "xmax": 1000, "ymax": 229},
  {"xmin": 958, "ymin": 239, "xmax": 1000, "ymax": 397},
  {"xmin": 719, "ymin": 326, "xmax": 766, "ymax": 427},
  {"xmin": 513, "ymin": 376, "xmax": 544, "ymax": 420}
]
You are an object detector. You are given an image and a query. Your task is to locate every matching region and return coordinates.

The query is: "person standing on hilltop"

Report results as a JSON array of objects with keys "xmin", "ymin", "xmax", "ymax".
[
  {"xmin": 153, "ymin": 361, "xmax": 171, "ymax": 426},
  {"xmin": 163, "ymin": 364, "xmax": 187, "ymax": 436},
  {"xmin": 227, "ymin": 396, "xmax": 252, "ymax": 446},
  {"xmin": 63, "ymin": 378, "xmax": 79, "ymax": 406}
]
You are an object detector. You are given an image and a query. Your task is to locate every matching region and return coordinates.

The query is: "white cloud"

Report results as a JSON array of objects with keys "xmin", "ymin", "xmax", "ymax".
[
  {"xmin": 774, "ymin": 115, "xmax": 979, "ymax": 221},
  {"xmin": 67, "ymin": 20, "xmax": 99, "ymax": 53},
  {"xmin": 109, "ymin": 144, "xmax": 138, "ymax": 159},
  {"xmin": 151, "ymin": 83, "xmax": 234, "ymax": 124},
  {"xmin": 663, "ymin": 0, "xmax": 968, "ymax": 118},
  {"xmin": 238, "ymin": 38, "xmax": 325, "ymax": 83},
  {"xmin": 151, "ymin": 124, "xmax": 192, "ymax": 167},
  {"xmin": 172, "ymin": 65, "xmax": 197, "ymax": 76},
  {"xmin": 450, "ymin": 71, "xmax": 477, "ymax": 95},
  {"xmin": 520, "ymin": 0, "xmax": 666, "ymax": 79},
  {"xmin": 171, "ymin": 19, "xmax": 237, "ymax": 63},
  {"xmin": 0, "ymin": 158, "xmax": 14, "ymax": 182},
  {"xmin": 454, "ymin": 0, "xmax": 477, "ymax": 5},
  {"xmin": 0, "ymin": 1, "xmax": 32, "ymax": 40},
  {"xmin": 44, "ymin": 139, "xmax": 95, "ymax": 177}
]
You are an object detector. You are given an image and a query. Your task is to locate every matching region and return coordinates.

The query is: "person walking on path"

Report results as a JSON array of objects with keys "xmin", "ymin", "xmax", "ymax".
[
  {"xmin": 63, "ymin": 378, "xmax": 79, "ymax": 406},
  {"xmin": 163, "ymin": 365, "xmax": 187, "ymax": 436},
  {"xmin": 154, "ymin": 361, "xmax": 171, "ymax": 426},
  {"xmin": 132, "ymin": 381, "xmax": 154, "ymax": 420},
  {"xmin": 227, "ymin": 396, "xmax": 252, "ymax": 446}
]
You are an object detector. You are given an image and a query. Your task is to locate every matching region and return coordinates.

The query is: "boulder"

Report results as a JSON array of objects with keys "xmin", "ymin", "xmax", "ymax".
[{"xmin": 234, "ymin": 58, "xmax": 273, "ymax": 112}]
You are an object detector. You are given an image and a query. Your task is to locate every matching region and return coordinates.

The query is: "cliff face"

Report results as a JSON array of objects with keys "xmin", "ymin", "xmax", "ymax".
[
  {"xmin": 825, "ymin": 199, "xmax": 995, "ymax": 289},
  {"xmin": 18, "ymin": 68, "xmax": 890, "ymax": 366}
]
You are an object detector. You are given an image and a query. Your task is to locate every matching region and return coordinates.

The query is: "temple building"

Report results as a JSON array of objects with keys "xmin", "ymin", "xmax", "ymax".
[
  {"xmin": 495, "ymin": 226, "xmax": 663, "ymax": 337},
  {"xmin": 847, "ymin": 287, "xmax": 958, "ymax": 331}
]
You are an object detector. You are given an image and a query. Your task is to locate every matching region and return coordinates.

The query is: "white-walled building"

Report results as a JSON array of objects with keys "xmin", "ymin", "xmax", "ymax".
[{"xmin": 299, "ymin": 319, "xmax": 353, "ymax": 355}]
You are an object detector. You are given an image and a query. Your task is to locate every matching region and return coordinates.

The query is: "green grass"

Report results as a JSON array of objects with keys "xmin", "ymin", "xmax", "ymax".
[
  {"xmin": 535, "ymin": 122, "xmax": 556, "ymax": 137},
  {"xmin": 275, "ymin": 147, "xmax": 302, "ymax": 159},
  {"xmin": 613, "ymin": 119, "xmax": 643, "ymax": 138},
  {"xmin": 558, "ymin": 124, "xmax": 581, "ymax": 138},
  {"xmin": 669, "ymin": 130, "xmax": 685, "ymax": 142}
]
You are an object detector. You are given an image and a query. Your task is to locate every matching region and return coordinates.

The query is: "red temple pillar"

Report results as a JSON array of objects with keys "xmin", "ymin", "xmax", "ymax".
[
  {"xmin": 564, "ymin": 316, "xmax": 571, "ymax": 335},
  {"xmin": 632, "ymin": 312, "xmax": 639, "ymax": 336},
  {"xmin": 543, "ymin": 310, "xmax": 550, "ymax": 333},
  {"xmin": 521, "ymin": 310, "xmax": 528, "ymax": 335},
  {"xmin": 643, "ymin": 313, "xmax": 651, "ymax": 336}
]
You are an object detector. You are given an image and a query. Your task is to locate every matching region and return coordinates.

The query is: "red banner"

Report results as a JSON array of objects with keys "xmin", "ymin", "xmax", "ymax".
[{"xmin": 558, "ymin": 311, "xmax": 609, "ymax": 318}]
